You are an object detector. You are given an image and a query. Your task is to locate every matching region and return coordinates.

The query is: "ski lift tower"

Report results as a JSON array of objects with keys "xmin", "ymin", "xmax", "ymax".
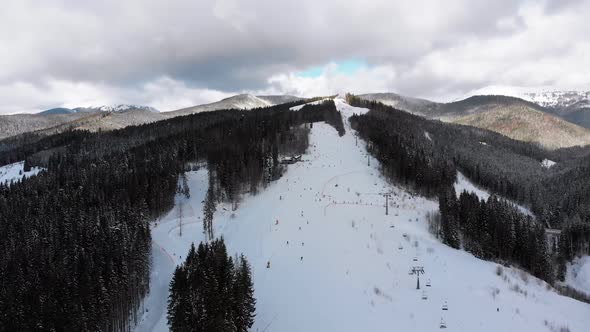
[
  {"xmin": 410, "ymin": 266, "xmax": 425, "ymax": 289},
  {"xmin": 380, "ymin": 192, "xmax": 392, "ymax": 215}
]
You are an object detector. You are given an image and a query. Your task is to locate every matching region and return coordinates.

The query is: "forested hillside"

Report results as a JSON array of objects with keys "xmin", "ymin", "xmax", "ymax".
[
  {"xmin": 167, "ymin": 238, "xmax": 255, "ymax": 332},
  {"xmin": 0, "ymin": 100, "xmax": 343, "ymax": 331},
  {"xmin": 347, "ymin": 94, "xmax": 590, "ymax": 282}
]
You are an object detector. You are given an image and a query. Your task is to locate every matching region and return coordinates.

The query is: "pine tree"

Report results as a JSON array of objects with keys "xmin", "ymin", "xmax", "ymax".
[
  {"xmin": 168, "ymin": 240, "xmax": 255, "ymax": 332},
  {"xmin": 234, "ymin": 255, "xmax": 256, "ymax": 332},
  {"xmin": 167, "ymin": 266, "xmax": 188, "ymax": 331}
]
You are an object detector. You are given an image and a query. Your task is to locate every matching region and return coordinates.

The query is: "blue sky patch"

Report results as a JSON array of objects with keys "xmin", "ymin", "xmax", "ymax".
[{"xmin": 299, "ymin": 59, "xmax": 366, "ymax": 78}]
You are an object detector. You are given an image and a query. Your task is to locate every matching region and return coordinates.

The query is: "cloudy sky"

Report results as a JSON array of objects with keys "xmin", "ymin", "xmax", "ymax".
[{"xmin": 1, "ymin": 0, "xmax": 589, "ymax": 114}]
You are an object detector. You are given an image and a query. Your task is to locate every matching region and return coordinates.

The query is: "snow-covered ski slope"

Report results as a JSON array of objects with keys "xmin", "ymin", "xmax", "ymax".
[
  {"xmin": 135, "ymin": 98, "xmax": 589, "ymax": 332},
  {"xmin": 454, "ymin": 172, "xmax": 534, "ymax": 217},
  {"xmin": 289, "ymin": 98, "xmax": 330, "ymax": 111}
]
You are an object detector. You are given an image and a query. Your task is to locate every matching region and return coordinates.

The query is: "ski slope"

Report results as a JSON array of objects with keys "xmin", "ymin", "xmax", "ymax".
[
  {"xmin": 0, "ymin": 161, "xmax": 44, "ymax": 186},
  {"xmin": 135, "ymin": 98, "xmax": 589, "ymax": 332},
  {"xmin": 454, "ymin": 172, "xmax": 534, "ymax": 217},
  {"xmin": 289, "ymin": 98, "xmax": 330, "ymax": 111}
]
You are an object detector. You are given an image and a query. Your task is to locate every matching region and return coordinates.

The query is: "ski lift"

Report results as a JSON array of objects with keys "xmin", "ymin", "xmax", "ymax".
[
  {"xmin": 439, "ymin": 318, "xmax": 447, "ymax": 329},
  {"xmin": 413, "ymin": 257, "xmax": 418, "ymax": 262},
  {"xmin": 442, "ymin": 302, "xmax": 448, "ymax": 311},
  {"xmin": 421, "ymin": 290, "xmax": 428, "ymax": 300},
  {"xmin": 426, "ymin": 279, "xmax": 431, "ymax": 287}
]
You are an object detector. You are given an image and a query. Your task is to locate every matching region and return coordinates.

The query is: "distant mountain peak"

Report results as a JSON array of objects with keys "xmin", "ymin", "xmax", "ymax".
[
  {"xmin": 77, "ymin": 104, "xmax": 160, "ymax": 113},
  {"xmin": 470, "ymin": 86, "xmax": 590, "ymax": 109},
  {"xmin": 166, "ymin": 93, "xmax": 301, "ymax": 117},
  {"xmin": 40, "ymin": 104, "xmax": 159, "ymax": 115},
  {"xmin": 519, "ymin": 90, "xmax": 590, "ymax": 109}
]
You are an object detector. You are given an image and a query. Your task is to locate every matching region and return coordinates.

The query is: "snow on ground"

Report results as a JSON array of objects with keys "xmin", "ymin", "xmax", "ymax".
[
  {"xmin": 542, "ymin": 159, "xmax": 557, "ymax": 169},
  {"xmin": 0, "ymin": 161, "xmax": 44, "ymax": 186},
  {"xmin": 454, "ymin": 172, "xmax": 534, "ymax": 217},
  {"xmin": 424, "ymin": 131, "xmax": 432, "ymax": 142},
  {"xmin": 133, "ymin": 170, "xmax": 209, "ymax": 331},
  {"xmin": 565, "ymin": 256, "xmax": 590, "ymax": 295},
  {"xmin": 289, "ymin": 98, "xmax": 331, "ymax": 111},
  {"xmin": 136, "ymin": 98, "xmax": 589, "ymax": 332}
]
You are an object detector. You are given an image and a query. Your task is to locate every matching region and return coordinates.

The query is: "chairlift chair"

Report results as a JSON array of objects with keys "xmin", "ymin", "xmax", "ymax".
[
  {"xmin": 421, "ymin": 291, "xmax": 428, "ymax": 300},
  {"xmin": 439, "ymin": 318, "xmax": 447, "ymax": 329},
  {"xmin": 426, "ymin": 279, "xmax": 431, "ymax": 287},
  {"xmin": 442, "ymin": 302, "xmax": 448, "ymax": 311}
]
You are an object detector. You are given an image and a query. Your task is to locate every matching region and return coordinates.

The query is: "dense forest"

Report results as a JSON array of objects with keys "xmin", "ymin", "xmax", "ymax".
[
  {"xmin": 437, "ymin": 188, "xmax": 553, "ymax": 282},
  {"xmin": 0, "ymin": 100, "xmax": 343, "ymax": 331},
  {"xmin": 167, "ymin": 238, "xmax": 255, "ymax": 332},
  {"xmin": 347, "ymin": 93, "xmax": 590, "ymax": 283},
  {"xmin": 348, "ymin": 99, "xmax": 456, "ymax": 198}
]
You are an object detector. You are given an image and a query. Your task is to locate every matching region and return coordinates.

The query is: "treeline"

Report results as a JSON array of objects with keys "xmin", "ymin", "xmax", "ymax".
[
  {"xmin": 0, "ymin": 99, "xmax": 342, "ymax": 330},
  {"xmin": 167, "ymin": 238, "xmax": 255, "ymax": 332},
  {"xmin": 348, "ymin": 96, "xmax": 456, "ymax": 198},
  {"xmin": 438, "ymin": 188, "xmax": 553, "ymax": 282},
  {"xmin": 0, "ymin": 129, "xmax": 92, "ymax": 167}
]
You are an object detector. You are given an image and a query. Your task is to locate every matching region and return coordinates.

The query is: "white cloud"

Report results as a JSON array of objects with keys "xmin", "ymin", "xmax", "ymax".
[
  {"xmin": 0, "ymin": 0, "xmax": 589, "ymax": 113},
  {"xmin": 0, "ymin": 77, "xmax": 233, "ymax": 114},
  {"xmin": 260, "ymin": 63, "xmax": 398, "ymax": 98}
]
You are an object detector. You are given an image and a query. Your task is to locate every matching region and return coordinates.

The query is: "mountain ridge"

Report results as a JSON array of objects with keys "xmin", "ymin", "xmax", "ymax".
[{"xmin": 357, "ymin": 92, "xmax": 590, "ymax": 149}]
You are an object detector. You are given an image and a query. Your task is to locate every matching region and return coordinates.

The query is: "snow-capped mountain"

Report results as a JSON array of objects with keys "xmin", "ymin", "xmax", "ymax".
[
  {"xmin": 39, "ymin": 104, "xmax": 159, "ymax": 115},
  {"xmin": 471, "ymin": 86, "xmax": 590, "ymax": 128},
  {"xmin": 166, "ymin": 94, "xmax": 301, "ymax": 117},
  {"xmin": 469, "ymin": 86, "xmax": 590, "ymax": 110},
  {"xmin": 74, "ymin": 104, "xmax": 160, "ymax": 113},
  {"xmin": 518, "ymin": 90, "xmax": 590, "ymax": 110},
  {"xmin": 357, "ymin": 92, "xmax": 590, "ymax": 149}
]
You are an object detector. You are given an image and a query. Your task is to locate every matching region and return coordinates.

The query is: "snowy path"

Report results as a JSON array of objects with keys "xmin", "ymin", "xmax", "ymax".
[
  {"xmin": 454, "ymin": 172, "xmax": 534, "ymax": 217},
  {"xmin": 136, "ymin": 98, "xmax": 589, "ymax": 331},
  {"xmin": 133, "ymin": 170, "xmax": 209, "ymax": 331}
]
